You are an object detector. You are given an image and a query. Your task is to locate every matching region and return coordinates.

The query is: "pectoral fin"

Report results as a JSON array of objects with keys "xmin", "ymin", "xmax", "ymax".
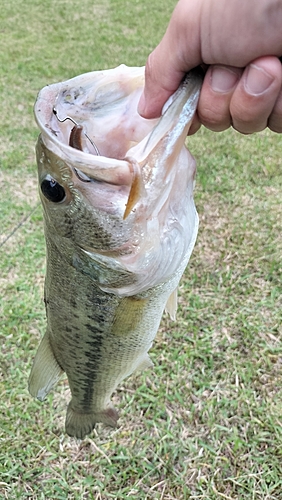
[
  {"xmin": 28, "ymin": 331, "xmax": 63, "ymax": 401},
  {"xmin": 134, "ymin": 353, "xmax": 153, "ymax": 373},
  {"xmin": 165, "ymin": 288, "xmax": 178, "ymax": 320}
]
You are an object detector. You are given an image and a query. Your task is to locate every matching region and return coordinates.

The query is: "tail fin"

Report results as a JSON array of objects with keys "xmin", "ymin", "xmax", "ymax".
[
  {"xmin": 28, "ymin": 331, "xmax": 63, "ymax": 401},
  {"xmin": 65, "ymin": 403, "xmax": 119, "ymax": 439}
]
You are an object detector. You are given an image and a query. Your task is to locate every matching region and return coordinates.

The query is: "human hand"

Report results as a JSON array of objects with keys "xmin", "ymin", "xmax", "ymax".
[{"xmin": 138, "ymin": 0, "xmax": 282, "ymax": 134}]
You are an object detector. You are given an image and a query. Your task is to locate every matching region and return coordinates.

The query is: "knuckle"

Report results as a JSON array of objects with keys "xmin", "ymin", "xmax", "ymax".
[
  {"xmin": 230, "ymin": 99, "xmax": 269, "ymax": 133},
  {"xmin": 268, "ymin": 93, "xmax": 282, "ymax": 132},
  {"xmin": 198, "ymin": 101, "xmax": 231, "ymax": 131},
  {"xmin": 268, "ymin": 117, "xmax": 282, "ymax": 133}
]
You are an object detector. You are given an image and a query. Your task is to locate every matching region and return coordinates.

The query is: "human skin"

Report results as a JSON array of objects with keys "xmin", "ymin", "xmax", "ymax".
[{"xmin": 138, "ymin": 0, "xmax": 282, "ymax": 134}]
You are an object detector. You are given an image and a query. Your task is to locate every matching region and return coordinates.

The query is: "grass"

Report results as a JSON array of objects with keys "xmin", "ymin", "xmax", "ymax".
[{"xmin": 0, "ymin": 0, "xmax": 282, "ymax": 498}]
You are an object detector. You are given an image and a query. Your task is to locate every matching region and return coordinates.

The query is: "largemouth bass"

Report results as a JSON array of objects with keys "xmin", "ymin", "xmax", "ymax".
[{"xmin": 29, "ymin": 65, "xmax": 202, "ymax": 439}]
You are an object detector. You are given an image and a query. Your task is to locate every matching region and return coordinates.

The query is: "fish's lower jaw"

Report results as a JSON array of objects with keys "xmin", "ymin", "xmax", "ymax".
[{"xmin": 65, "ymin": 403, "xmax": 119, "ymax": 439}]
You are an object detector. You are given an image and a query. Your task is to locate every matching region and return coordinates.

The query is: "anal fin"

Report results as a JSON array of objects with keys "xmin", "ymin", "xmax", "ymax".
[{"xmin": 28, "ymin": 331, "xmax": 63, "ymax": 401}]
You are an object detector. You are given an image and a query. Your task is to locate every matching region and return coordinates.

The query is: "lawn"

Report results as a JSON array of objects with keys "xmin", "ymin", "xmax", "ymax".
[{"xmin": 0, "ymin": 1, "xmax": 282, "ymax": 499}]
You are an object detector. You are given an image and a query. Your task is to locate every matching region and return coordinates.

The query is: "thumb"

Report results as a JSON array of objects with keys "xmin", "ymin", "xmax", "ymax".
[
  {"xmin": 138, "ymin": 41, "xmax": 187, "ymax": 119},
  {"xmin": 138, "ymin": 0, "xmax": 202, "ymax": 119}
]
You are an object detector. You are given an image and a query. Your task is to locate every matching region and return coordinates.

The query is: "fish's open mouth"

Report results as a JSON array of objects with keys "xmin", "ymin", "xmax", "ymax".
[
  {"xmin": 34, "ymin": 66, "xmax": 160, "ymax": 207},
  {"xmin": 36, "ymin": 66, "xmax": 157, "ymax": 163},
  {"xmin": 33, "ymin": 66, "xmax": 159, "ymax": 203},
  {"xmin": 35, "ymin": 65, "xmax": 202, "ymax": 219}
]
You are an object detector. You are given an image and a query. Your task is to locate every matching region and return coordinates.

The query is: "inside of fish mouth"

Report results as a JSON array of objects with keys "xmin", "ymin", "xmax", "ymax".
[
  {"xmin": 53, "ymin": 109, "xmax": 100, "ymax": 156},
  {"xmin": 51, "ymin": 94, "xmax": 157, "ymax": 160}
]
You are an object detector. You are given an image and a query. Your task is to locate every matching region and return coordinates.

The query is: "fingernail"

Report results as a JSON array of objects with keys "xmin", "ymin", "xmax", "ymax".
[
  {"xmin": 137, "ymin": 92, "xmax": 146, "ymax": 116},
  {"xmin": 244, "ymin": 64, "xmax": 274, "ymax": 95},
  {"xmin": 210, "ymin": 66, "xmax": 239, "ymax": 93}
]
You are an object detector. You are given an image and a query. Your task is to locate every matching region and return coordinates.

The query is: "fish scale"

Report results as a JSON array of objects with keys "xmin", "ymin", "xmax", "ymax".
[{"xmin": 28, "ymin": 65, "xmax": 203, "ymax": 439}]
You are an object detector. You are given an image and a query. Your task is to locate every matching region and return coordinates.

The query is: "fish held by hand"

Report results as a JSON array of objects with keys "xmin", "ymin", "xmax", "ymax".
[{"xmin": 28, "ymin": 65, "xmax": 203, "ymax": 439}]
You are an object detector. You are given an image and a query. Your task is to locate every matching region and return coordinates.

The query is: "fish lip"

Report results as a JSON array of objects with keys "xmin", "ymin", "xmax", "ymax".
[
  {"xmin": 73, "ymin": 167, "xmax": 92, "ymax": 183},
  {"xmin": 73, "ymin": 166, "xmax": 132, "ymax": 187}
]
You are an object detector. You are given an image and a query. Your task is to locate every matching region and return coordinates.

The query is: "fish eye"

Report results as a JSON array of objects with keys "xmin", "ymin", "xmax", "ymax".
[{"xmin": 41, "ymin": 175, "xmax": 66, "ymax": 203}]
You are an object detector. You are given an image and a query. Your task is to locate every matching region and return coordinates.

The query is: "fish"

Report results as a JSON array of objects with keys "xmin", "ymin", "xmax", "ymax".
[{"xmin": 28, "ymin": 65, "xmax": 203, "ymax": 439}]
